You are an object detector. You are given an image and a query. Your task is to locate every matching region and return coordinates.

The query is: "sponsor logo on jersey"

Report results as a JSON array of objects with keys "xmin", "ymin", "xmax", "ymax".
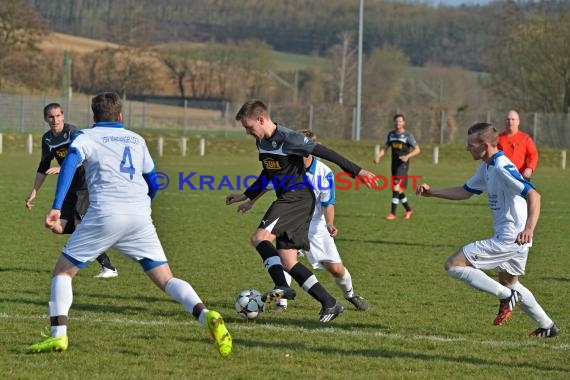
[
  {"xmin": 55, "ymin": 148, "xmax": 67, "ymax": 159},
  {"xmin": 391, "ymin": 141, "xmax": 404, "ymax": 150},
  {"xmin": 262, "ymin": 158, "xmax": 282, "ymax": 170}
]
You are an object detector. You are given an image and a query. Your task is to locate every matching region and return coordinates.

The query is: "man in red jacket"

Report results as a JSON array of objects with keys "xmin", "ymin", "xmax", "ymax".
[{"xmin": 497, "ymin": 110, "xmax": 538, "ymax": 180}]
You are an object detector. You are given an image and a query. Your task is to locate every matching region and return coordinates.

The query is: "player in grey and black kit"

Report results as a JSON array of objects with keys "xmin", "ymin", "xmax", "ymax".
[
  {"xmin": 374, "ymin": 113, "xmax": 421, "ymax": 220},
  {"xmin": 226, "ymin": 99, "xmax": 376, "ymax": 323},
  {"xmin": 25, "ymin": 103, "xmax": 118, "ymax": 278}
]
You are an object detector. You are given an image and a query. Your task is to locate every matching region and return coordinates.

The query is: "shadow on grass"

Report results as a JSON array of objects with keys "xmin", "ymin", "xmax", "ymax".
[
  {"xmin": 338, "ymin": 237, "xmax": 457, "ymax": 249},
  {"xmin": 0, "ymin": 266, "xmax": 51, "ymax": 274},
  {"xmin": 539, "ymin": 276, "xmax": 570, "ymax": 283}
]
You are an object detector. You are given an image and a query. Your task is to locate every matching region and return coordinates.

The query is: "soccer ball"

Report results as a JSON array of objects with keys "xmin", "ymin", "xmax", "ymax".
[{"xmin": 235, "ymin": 289, "xmax": 264, "ymax": 320}]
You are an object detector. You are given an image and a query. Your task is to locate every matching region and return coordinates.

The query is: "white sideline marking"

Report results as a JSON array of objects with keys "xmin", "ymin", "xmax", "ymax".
[{"xmin": 2, "ymin": 313, "xmax": 567, "ymax": 351}]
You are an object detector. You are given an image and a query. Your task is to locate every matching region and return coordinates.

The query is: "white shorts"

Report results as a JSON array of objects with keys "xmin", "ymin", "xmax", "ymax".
[
  {"xmin": 62, "ymin": 210, "xmax": 166, "ymax": 265},
  {"xmin": 303, "ymin": 222, "xmax": 342, "ymax": 270},
  {"xmin": 462, "ymin": 238, "xmax": 529, "ymax": 276}
]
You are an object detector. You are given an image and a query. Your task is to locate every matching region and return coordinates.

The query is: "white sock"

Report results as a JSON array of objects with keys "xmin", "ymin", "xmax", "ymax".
[
  {"xmin": 49, "ymin": 275, "xmax": 73, "ymax": 337},
  {"xmin": 279, "ymin": 271, "xmax": 292, "ymax": 306},
  {"xmin": 334, "ymin": 268, "xmax": 354, "ymax": 298},
  {"xmin": 283, "ymin": 270, "xmax": 292, "ymax": 286},
  {"xmin": 197, "ymin": 309, "xmax": 210, "ymax": 325},
  {"xmin": 510, "ymin": 282, "xmax": 553, "ymax": 328},
  {"xmin": 447, "ymin": 266, "xmax": 511, "ymax": 298},
  {"xmin": 165, "ymin": 278, "xmax": 203, "ymax": 318}
]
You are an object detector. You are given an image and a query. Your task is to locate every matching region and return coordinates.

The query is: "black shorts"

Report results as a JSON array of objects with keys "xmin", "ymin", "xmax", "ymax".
[
  {"xmin": 392, "ymin": 163, "xmax": 409, "ymax": 189},
  {"xmin": 60, "ymin": 188, "xmax": 89, "ymax": 234},
  {"xmin": 74, "ymin": 189, "xmax": 89, "ymax": 219},
  {"xmin": 258, "ymin": 189, "xmax": 315, "ymax": 251},
  {"xmin": 60, "ymin": 191, "xmax": 77, "ymax": 223}
]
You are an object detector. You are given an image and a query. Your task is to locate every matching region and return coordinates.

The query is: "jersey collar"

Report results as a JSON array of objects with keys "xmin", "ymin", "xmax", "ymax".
[
  {"xmin": 93, "ymin": 121, "xmax": 125, "ymax": 128},
  {"xmin": 306, "ymin": 156, "xmax": 318, "ymax": 174},
  {"xmin": 488, "ymin": 150, "xmax": 504, "ymax": 166}
]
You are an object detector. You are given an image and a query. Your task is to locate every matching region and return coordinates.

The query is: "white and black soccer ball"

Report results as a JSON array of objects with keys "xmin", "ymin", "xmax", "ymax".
[{"xmin": 235, "ymin": 289, "xmax": 264, "ymax": 320}]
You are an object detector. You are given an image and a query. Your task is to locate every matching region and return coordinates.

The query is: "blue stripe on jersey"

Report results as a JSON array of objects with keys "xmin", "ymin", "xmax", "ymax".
[
  {"xmin": 143, "ymin": 167, "xmax": 158, "ymax": 200},
  {"xmin": 70, "ymin": 130, "xmax": 83, "ymax": 143},
  {"xmin": 62, "ymin": 252, "xmax": 90, "ymax": 269},
  {"xmin": 463, "ymin": 183, "xmax": 482, "ymax": 195},
  {"xmin": 139, "ymin": 258, "xmax": 168, "ymax": 271},
  {"xmin": 488, "ymin": 150, "xmax": 504, "ymax": 166},
  {"xmin": 93, "ymin": 121, "xmax": 125, "ymax": 128},
  {"xmin": 504, "ymin": 163, "xmax": 534, "ymax": 197},
  {"xmin": 52, "ymin": 147, "xmax": 82, "ymax": 209},
  {"xmin": 321, "ymin": 171, "xmax": 335, "ymax": 206}
]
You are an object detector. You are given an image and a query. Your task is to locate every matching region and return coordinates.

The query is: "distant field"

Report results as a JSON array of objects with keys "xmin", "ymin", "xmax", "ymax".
[
  {"xmin": 1, "ymin": 142, "xmax": 569, "ymax": 379},
  {"xmin": 38, "ymin": 32, "xmax": 120, "ymax": 53}
]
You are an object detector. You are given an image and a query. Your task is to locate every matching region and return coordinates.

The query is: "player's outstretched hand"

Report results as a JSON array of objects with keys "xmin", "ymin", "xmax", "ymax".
[
  {"xmin": 237, "ymin": 201, "xmax": 253, "ymax": 213},
  {"xmin": 45, "ymin": 209, "xmax": 62, "ymax": 230},
  {"xmin": 25, "ymin": 190, "xmax": 36, "ymax": 209},
  {"xmin": 356, "ymin": 169, "xmax": 378, "ymax": 188},
  {"xmin": 416, "ymin": 183, "xmax": 431, "ymax": 197},
  {"xmin": 226, "ymin": 193, "xmax": 248, "ymax": 205},
  {"xmin": 45, "ymin": 167, "xmax": 61, "ymax": 175}
]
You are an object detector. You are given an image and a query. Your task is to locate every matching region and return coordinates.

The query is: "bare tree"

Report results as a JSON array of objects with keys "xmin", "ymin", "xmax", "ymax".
[
  {"xmin": 327, "ymin": 32, "xmax": 357, "ymax": 105},
  {"xmin": 491, "ymin": 11, "xmax": 570, "ymax": 113},
  {"xmin": 0, "ymin": 0, "xmax": 47, "ymax": 60}
]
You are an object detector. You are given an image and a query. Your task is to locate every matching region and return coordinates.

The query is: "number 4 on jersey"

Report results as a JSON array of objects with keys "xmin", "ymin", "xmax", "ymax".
[{"xmin": 120, "ymin": 147, "xmax": 136, "ymax": 180}]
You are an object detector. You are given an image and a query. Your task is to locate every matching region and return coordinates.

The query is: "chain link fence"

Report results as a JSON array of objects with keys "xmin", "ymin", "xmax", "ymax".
[{"xmin": 1, "ymin": 92, "xmax": 569, "ymax": 148}]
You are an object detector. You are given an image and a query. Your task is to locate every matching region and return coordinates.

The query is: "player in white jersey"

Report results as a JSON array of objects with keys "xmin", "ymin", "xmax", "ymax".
[
  {"xmin": 27, "ymin": 92, "xmax": 232, "ymax": 356},
  {"xmin": 417, "ymin": 122, "xmax": 559, "ymax": 338},
  {"xmin": 239, "ymin": 130, "xmax": 368, "ymax": 312}
]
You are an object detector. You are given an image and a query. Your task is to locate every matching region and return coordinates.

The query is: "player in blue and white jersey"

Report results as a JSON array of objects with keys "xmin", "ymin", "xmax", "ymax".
[
  {"xmin": 25, "ymin": 103, "xmax": 118, "ymax": 278},
  {"xmin": 238, "ymin": 130, "xmax": 369, "ymax": 313},
  {"xmin": 374, "ymin": 114, "xmax": 420, "ymax": 220},
  {"xmin": 226, "ymin": 99, "xmax": 376, "ymax": 323},
  {"xmin": 417, "ymin": 122, "xmax": 559, "ymax": 338},
  {"xmin": 27, "ymin": 92, "xmax": 232, "ymax": 356}
]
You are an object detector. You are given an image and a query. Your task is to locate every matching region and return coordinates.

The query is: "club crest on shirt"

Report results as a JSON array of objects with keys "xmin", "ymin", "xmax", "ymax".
[
  {"xmin": 55, "ymin": 148, "xmax": 67, "ymax": 159},
  {"xmin": 262, "ymin": 158, "xmax": 282, "ymax": 170}
]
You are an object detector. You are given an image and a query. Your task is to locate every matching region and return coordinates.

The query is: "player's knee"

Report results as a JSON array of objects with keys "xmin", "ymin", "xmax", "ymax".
[
  {"xmin": 325, "ymin": 263, "xmax": 345, "ymax": 277},
  {"xmin": 446, "ymin": 266, "xmax": 465, "ymax": 280}
]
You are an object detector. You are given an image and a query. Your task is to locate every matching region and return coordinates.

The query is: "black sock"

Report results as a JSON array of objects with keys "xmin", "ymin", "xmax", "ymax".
[
  {"xmin": 256, "ymin": 241, "xmax": 288, "ymax": 287},
  {"xmin": 399, "ymin": 192, "xmax": 411, "ymax": 211},
  {"xmin": 96, "ymin": 253, "xmax": 115, "ymax": 270},
  {"xmin": 391, "ymin": 191, "xmax": 399, "ymax": 214},
  {"xmin": 289, "ymin": 262, "xmax": 336, "ymax": 308}
]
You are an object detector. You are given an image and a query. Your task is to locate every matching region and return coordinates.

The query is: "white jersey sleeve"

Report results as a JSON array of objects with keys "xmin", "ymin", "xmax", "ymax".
[{"xmin": 464, "ymin": 163, "xmax": 487, "ymax": 194}]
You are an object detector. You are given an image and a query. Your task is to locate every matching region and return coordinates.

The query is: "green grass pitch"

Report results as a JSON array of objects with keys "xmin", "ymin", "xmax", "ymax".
[{"xmin": 1, "ymin": 137, "xmax": 569, "ymax": 379}]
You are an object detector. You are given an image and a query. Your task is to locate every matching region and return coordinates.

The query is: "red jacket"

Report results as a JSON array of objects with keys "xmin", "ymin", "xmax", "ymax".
[{"xmin": 497, "ymin": 131, "xmax": 539, "ymax": 172}]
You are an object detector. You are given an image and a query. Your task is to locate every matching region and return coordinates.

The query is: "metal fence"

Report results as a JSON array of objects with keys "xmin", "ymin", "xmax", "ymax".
[{"xmin": 1, "ymin": 92, "xmax": 569, "ymax": 147}]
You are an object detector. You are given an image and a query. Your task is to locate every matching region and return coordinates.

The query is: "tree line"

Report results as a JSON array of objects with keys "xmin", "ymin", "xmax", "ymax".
[
  {"xmin": 1, "ymin": 0, "xmax": 569, "ymax": 115},
  {"xmin": 24, "ymin": 0, "xmax": 570, "ymax": 71}
]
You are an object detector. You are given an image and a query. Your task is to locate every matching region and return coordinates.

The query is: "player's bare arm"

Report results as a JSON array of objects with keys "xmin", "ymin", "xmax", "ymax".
[
  {"xmin": 516, "ymin": 189, "xmax": 541, "ymax": 245},
  {"xmin": 373, "ymin": 146, "xmax": 388, "ymax": 164},
  {"xmin": 400, "ymin": 145, "xmax": 421, "ymax": 163},
  {"xmin": 226, "ymin": 193, "xmax": 248, "ymax": 205},
  {"xmin": 25, "ymin": 172, "xmax": 48, "ymax": 209},
  {"xmin": 416, "ymin": 184, "xmax": 473, "ymax": 200},
  {"xmin": 323, "ymin": 205, "xmax": 338, "ymax": 237}
]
